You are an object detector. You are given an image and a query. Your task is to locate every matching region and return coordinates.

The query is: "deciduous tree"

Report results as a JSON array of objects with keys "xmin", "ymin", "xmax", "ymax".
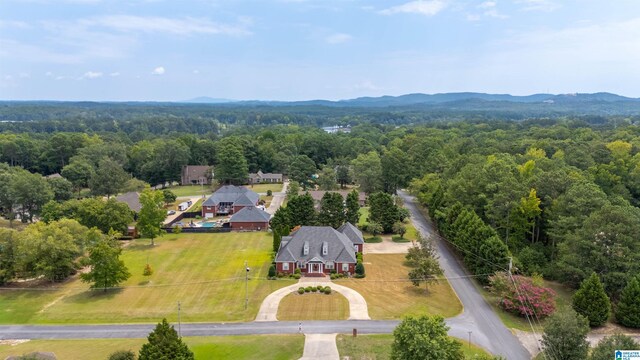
[
  {"xmin": 137, "ymin": 188, "xmax": 166, "ymax": 246},
  {"xmin": 391, "ymin": 315, "xmax": 463, "ymax": 360},
  {"xmin": 541, "ymin": 309, "xmax": 589, "ymax": 360},
  {"xmin": 80, "ymin": 236, "xmax": 131, "ymax": 292}
]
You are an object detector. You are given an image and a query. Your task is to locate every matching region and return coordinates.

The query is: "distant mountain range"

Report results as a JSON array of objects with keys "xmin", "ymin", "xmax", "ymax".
[{"xmin": 185, "ymin": 92, "xmax": 640, "ymax": 108}]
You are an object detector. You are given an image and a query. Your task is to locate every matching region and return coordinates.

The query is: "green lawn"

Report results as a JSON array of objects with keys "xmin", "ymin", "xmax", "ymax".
[
  {"xmin": 0, "ymin": 232, "xmax": 294, "ymax": 324},
  {"xmin": 335, "ymin": 254, "xmax": 462, "ymax": 319},
  {"xmin": 358, "ymin": 207, "xmax": 369, "ymax": 227},
  {"xmin": 336, "ymin": 334, "xmax": 490, "ymax": 359},
  {"xmin": 277, "ymin": 292, "xmax": 349, "ymax": 320},
  {"xmin": 244, "ymin": 183, "xmax": 283, "ymax": 193},
  {"xmin": 166, "ymin": 185, "xmax": 212, "ymax": 197},
  {"xmin": 0, "ymin": 335, "xmax": 305, "ymax": 360}
]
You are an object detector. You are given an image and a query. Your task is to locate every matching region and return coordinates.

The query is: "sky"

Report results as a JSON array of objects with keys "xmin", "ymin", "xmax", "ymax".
[{"xmin": 1, "ymin": 0, "xmax": 640, "ymax": 101}]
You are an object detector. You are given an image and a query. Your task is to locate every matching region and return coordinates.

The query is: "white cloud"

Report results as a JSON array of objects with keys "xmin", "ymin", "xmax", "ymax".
[
  {"xmin": 478, "ymin": 1, "xmax": 496, "ymax": 9},
  {"xmin": 379, "ymin": 0, "xmax": 446, "ymax": 16},
  {"xmin": 325, "ymin": 33, "xmax": 352, "ymax": 44},
  {"xmin": 483, "ymin": 9, "xmax": 508, "ymax": 19},
  {"xmin": 152, "ymin": 66, "xmax": 165, "ymax": 75},
  {"xmin": 466, "ymin": 14, "xmax": 481, "ymax": 21},
  {"xmin": 80, "ymin": 15, "xmax": 252, "ymax": 36},
  {"xmin": 193, "ymin": 70, "xmax": 199, "ymax": 74},
  {"xmin": 109, "ymin": 72, "xmax": 120, "ymax": 77},
  {"xmin": 83, "ymin": 71, "xmax": 103, "ymax": 79},
  {"xmin": 45, "ymin": 71, "xmax": 53, "ymax": 77},
  {"xmin": 517, "ymin": 0, "xmax": 559, "ymax": 12},
  {"xmin": 0, "ymin": 20, "xmax": 31, "ymax": 29}
]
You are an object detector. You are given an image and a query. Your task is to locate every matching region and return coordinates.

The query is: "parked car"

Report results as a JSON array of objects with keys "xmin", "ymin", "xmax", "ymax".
[{"xmin": 167, "ymin": 210, "xmax": 176, "ymax": 215}]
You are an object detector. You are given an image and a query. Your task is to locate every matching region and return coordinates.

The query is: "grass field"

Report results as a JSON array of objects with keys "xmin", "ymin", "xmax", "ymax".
[
  {"xmin": 335, "ymin": 254, "xmax": 462, "ymax": 319},
  {"xmin": 277, "ymin": 292, "xmax": 349, "ymax": 320},
  {"xmin": 244, "ymin": 183, "xmax": 283, "ymax": 193},
  {"xmin": 167, "ymin": 185, "xmax": 212, "ymax": 197},
  {"xmin": 0, "ymin": 335, "xmax": 305, "ymax": 360},
  {"xmin": 358, "ymin": 207, "xmax": 369, "ymax": 227},
  {"xmin": 0, "ymin": 232, "xmax": 294, "ymax": 324},
  {"xmin": 336, "ymin": 334, "xmax": 490, "ymax": 359}
]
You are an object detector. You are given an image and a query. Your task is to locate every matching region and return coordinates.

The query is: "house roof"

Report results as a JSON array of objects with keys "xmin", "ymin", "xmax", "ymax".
[
  {"xmin": 275, "ymin": 226, "xmax": 357, "ymax": 264},
  {"xmin": 182, "ymin": 165, "xmax": 211, "ymax": 179},
  {"xmin": 249, "ymin": 170, "xmax": 283, "ymax": 180},
  {"xmin": 338, "ymin": 222, "xmax": 364, "ymax": 245},
  {"xmin": 230, "ymin": 206, "xmax": 271, "ymax": 223},
  {"xmin": 203, "ymin": 185, "xmax": 259, "ymax": 206},
  {"xmin": 301, "ymin": 190, "xmax": 366, "ymax": 203},
  {"xmin": 115, "ymin": 191, "xmax": 141, "ymax": 212}
]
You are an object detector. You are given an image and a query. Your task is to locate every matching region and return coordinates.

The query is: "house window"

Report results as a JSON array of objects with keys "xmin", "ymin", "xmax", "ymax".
[
  {"xmin": 342, "ymin": 263, "xmax": 349, "ymax": 272},
  {"xmin": 283, "ymin": 263, "xmax": 289, "ymax": 271},
  {"xmin": 326, "ymin": 262, "xmax": 334, "ymax": 270},
  {"xmin": 322, "ymin": 242, "xmax": 328, "ymax": 255}
]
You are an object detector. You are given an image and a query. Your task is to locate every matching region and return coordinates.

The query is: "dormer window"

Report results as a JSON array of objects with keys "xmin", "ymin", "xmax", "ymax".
[
  {"xmin": 322, "ymin": 241, "xmax": 328, "ymax": 255},
  {"xmin": 303, "ymin": 241, "xmax": 309, "ymax": 256}
]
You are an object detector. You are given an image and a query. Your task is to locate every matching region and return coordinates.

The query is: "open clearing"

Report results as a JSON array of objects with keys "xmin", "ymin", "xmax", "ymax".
[
  {"xmin": 243, "ymin": 183, "xmax": 283, "ymax": 193},
  {"xmin": 336, "ymin": 334, "xmax": 490, "ymax": 359},
  {"xmin": 0, "ymin": 335, "xmax": 305, "ymax": 360},
  {"xmin": 0, "ymin": 232, "xmax": 294, "ymax": 324},
  {"xmin": 335, "ymin": 254, "xmax": 462, "ymax": 319},
  {"xmin": 277, "ymin": 292, "xmax": 350, "ymax": 320},
  {"xmin": 165, "ymin": 185, "xmax": 213, "ymax": 197}
]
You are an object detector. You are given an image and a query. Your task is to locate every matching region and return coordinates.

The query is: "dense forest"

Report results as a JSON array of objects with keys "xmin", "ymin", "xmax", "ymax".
[{"xmin": 2, "ymin": 105, "xmax": 640, "ymax": 305}]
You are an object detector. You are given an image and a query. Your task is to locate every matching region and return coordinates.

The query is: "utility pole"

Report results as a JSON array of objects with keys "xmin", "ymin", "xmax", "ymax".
[
  {"xmin": 245, "ymin": 261, "xmax": 250, "ymax": 310},
  {"xmin": 177, "ymin": 301, "xmax": 182, "ymax": 337}
]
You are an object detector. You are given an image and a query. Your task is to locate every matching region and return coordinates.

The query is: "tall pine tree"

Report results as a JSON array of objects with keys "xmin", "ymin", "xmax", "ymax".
[
  {"xmin": 345, "ymin": 190, "xmax": 361, "ymax": 225},
  {"xmin": 318, "ymin": 192, "xmax": 345, "ymax": 229},
  {"xmin": 139, "ymin": 318, "xmax": 194, "ymax": 360},
  {"xmin": 572, "ymin": 272, "xmax": 610, "ymax": 327},
  {"xmin": 616, "ymin": 277, "xmax": 640, "ymax": 328}
]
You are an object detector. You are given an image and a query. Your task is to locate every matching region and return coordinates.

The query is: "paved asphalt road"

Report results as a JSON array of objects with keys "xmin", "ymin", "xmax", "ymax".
[
  {"xmin": 398, "ymin": 191, "xmax": 531, "ymax": 360},
  {"xmin": 0, "ymin": 321, "xmax": 398, "ymax": 340}
]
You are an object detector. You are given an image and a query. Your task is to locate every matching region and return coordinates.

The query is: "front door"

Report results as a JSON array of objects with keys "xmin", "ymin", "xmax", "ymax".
[{"xmin": 309, "ymin": 263, "xmax": 323, "ymax": 273}]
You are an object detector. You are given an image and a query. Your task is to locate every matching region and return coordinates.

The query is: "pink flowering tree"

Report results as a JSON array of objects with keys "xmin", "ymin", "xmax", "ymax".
[{"xmin": 489, "ymin": 272, "xmax": 556, "ymax": 318}]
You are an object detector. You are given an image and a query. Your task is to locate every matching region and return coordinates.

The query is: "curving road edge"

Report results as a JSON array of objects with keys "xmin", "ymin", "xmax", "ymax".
[{"xmin": 399, "ymin": 191, "xmax": 531, "ymax": 359}]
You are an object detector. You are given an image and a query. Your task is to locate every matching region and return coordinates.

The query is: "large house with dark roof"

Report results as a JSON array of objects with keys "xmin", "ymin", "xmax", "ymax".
[
  {"xmin": 275, "ymin": 223, "xmax": 363, "ymax": 275},
  {"xmin": 229, "ymin": 206, "xmax": 271, "ymax": 231},
  {"xmin": 201, "ymin": 185, "xmax": 260, "ymax": 218}
]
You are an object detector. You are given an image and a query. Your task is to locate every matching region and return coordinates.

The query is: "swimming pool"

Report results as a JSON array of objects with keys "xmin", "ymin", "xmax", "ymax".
[{"xmin": 201, "ymin": 222, "xmax": 217, "ymax": 228}]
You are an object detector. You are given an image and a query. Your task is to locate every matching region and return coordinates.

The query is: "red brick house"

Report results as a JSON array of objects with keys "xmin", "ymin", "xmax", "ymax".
[
  {"xmin": 229, "ymin": 206, "xmax": 271, "ymax": 231},
  {"xmin": 275, "ymin": 224, "xmax": 364, "ymax": 276},
  {"xmin": 201, "ymin": 185, "xmax": 260, "ymax": 218}
]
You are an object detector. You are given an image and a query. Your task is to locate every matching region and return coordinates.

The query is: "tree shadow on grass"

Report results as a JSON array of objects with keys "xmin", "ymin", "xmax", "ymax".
[
  {"xmin": 65, "ymin": 288, "xmax": 125, "ymax": 304},
  {"xmin": 126, "ymin": 242, "xmax": 158, "ymax": 252}
]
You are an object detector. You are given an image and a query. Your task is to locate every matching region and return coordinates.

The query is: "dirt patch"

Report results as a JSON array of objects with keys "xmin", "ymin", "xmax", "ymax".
[
  {"xmin": 364, "ymin": 237, "xmax": 414, "ymax": 254},
  {"xmin": 0, "ymin": 339, "xmax": 30, "ymax": 346}
]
